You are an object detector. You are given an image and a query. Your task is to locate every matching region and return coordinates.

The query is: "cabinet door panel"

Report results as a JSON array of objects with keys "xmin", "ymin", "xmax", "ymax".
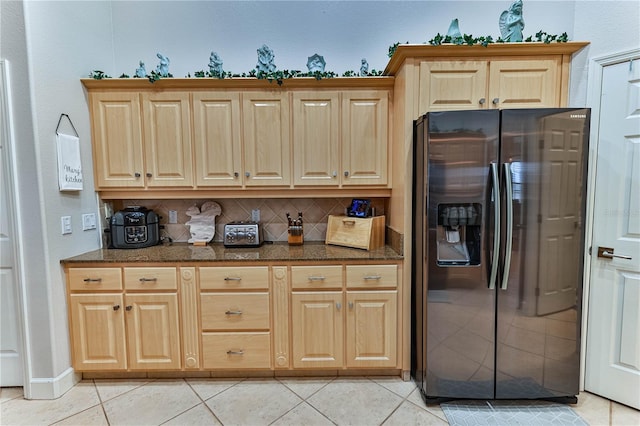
[
  {"xmin": 291, "ymin": 292, "xmax": 343, "ymax": 368},
  {"xmin": 141, "ymin": 92, "xmax": 193, "ymax": 187},
  {"xmin": 419, "ymin": 61, "xmax": 487, "ymax": 113},
  {"xmin": 90, "ymin": 92, "xmax": 144, "ymax": 188},
  {"xmin": 69, "ymin": 294, "xmax": 126, "ymax": 370},
  {"xmin": 346, "ymin": 291, "xmax": 397, "ymax": 367},
  {"xmin": 342, "ymin": 91, "xmax": 388, "ymax": 185},
  {"xmin": 292, "ymin": 92, "xmax": 340, "ymax": 186},
  {"xmin": 126, "ymin": 294, "xmax": 181, "ymax": 369},
  {"xmin": 242, "ymin": 92, "xmax": 290, "ymax": 186},
  {"xmin": 489, "ymin": 59, "xmax": 560, "ymax": 108},
  {"xmin": 193, "ymin": 92, "xmax": 243, "ymax": 187}
]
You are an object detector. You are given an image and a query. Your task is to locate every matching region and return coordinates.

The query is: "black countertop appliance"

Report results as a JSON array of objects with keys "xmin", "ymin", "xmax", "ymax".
[{"xmin": 108, "ymin": 206, "xmax": 160, "ymax": 249}]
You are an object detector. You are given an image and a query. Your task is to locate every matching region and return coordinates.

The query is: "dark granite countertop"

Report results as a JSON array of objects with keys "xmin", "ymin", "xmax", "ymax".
[{"xmin": 61, "ymin": 242, "xmax": 403, "ymax": 264}]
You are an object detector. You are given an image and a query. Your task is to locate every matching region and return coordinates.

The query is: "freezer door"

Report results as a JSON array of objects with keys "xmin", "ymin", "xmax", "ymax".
[
  {"xmin": 496, "ymin": 108, "xmax": 589, "ymax": 399},
  {"xmin": 424, "ymin": 110, "xmax": 500, "ymax": 400}
]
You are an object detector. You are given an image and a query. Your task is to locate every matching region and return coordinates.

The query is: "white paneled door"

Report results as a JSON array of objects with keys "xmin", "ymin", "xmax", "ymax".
[
  {"xmin": 586, "ymin": 58, "xmax": 640, "ymax": 409},
  {"xmin": 0, "ymin": 60, "xmax": 24, "ymax": 386}
]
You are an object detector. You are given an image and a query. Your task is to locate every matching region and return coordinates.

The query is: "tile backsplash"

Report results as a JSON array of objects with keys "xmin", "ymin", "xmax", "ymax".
[{"xmin": 110, "ymin": 198, "xmax": 386, "ymax": 243}]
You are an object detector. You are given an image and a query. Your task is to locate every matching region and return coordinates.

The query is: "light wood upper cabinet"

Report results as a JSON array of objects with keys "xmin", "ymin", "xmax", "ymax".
[
  {"xmin": 419, "ymin": 58, "xmax": 560, "ymax": 114},
  {"xmin": 242, "ymin": 91, "xmax": 291, "ymax": 186},
  {"xmin": 141, "ymin": 92, "xmax": 193, "ymax": 187},
  {"xmin": 419, "ymin": 61, "xmax": 487, "ymax": 111},
  {"xmin": 89, "ymin": 92, "xmax": 144, "ymax": 188},
  {"xmin": 488, "ymin": 59, "xmax": 559, "ymax": 108},
  {"xmin": 192, "ymin": 92, "xmax": 243, "ymax": 187},
  {"xmin": 292, "ymin": 92, "xmax": 340, "ymax": 186},
  {"xmin": 342, "ymin": 91, "xmax": 389, "ymax": 185}
]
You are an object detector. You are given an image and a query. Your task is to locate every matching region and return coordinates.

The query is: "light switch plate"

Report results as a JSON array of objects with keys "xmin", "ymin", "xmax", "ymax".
[
  {"xmin": 61, "ymin": 216, "xmax": 72, "ymax": 235},
  {"xmin": 82, "ymin": 213, "xmax": 97, "ymax": 231}
]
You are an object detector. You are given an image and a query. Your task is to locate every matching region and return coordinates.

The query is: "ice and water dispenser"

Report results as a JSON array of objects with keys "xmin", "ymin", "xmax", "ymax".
[{"xmin": 436, "ymin": 203, "xmax": 481, "ymax": 266}]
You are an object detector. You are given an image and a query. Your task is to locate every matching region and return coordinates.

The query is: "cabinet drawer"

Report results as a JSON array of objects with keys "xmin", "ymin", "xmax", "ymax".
[
  {"xmin": 201, "ymin": 293, "xmax": 270, "ymax": 330},
  {"xmin": 124, "ymin": 267, "xmax": 177, "ymax": 290},
  {"xmin": 346, "ymin": 264, "xmax": 397, "ymax": 289},
  {"xmin": 199, "ymin": 266, "xmax": 269, "ymax": 290},
  {"xmin": 202, "ymin": 332, "xmax": 271, "ymax": 369},
  {"xmin": 68, "ymin": 268, "xmax": 122, "ymax": 291},
  {"xmin": 291, "ymin": 265, "xmax": 342, "ymax": 290}
]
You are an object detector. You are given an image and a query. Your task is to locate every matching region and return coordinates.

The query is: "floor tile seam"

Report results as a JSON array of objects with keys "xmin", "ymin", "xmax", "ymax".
[
  {"xmin": 157, "ymin": 400, "xmax": 218, "ymax": 426},
  {"xmin": 266, "ymin": 399, "xmax": 337, "ymax": 426},
  {"xmin": 196, "ymin": 377, "xmax": 249, "ymax": 403},
  {"xmin": 405, "ymin": 397, "xmax": 449, "ymax": 423},
  {"xmin": 367, "ymin": 376, "xmax": 417, "ymax": 400},
  {"xmin": 378, "ymin": 394, "xmax": 410, "ymax": 426},
  {"xmin": 274, "ymin": 376, "xmax": 333, "ymax": 401},
  {"xmin": 43, "ymin": 401, "xmax": 105, "ymax": 426},
  {"xmin": 92, "ymin": 377, "xmax": 157, "ymax": 404}
]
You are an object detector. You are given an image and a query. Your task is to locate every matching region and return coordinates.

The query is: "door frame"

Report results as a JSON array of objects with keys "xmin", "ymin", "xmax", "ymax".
[
  {"xmin": 0, "ymin": 59, "xmax": 30, "ymax": 393},
  {"xmin": 582, "ymin": 47, "xmax": 640, "ymax": 389}
]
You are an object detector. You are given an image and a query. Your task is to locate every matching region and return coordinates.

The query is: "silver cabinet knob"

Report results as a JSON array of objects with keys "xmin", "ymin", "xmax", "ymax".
[
  {"xmin": 332, "ymin": 171, "xmax": 337, "ymax": 178},
  {"xmin": 125, "ymin": 305, "xmax": 132, "ymax": 311},
  {"xmin": 344, "ymin": 171, "xmax": 349, "ymax": 177},
  {"xmin": 134, "ymin": 172, "xmax": 141, "ymax": 178},
  {"xmin": 479, "ymin": 98, "xmax": 486, "ymax": 105},
  {"xmin": 234, "ymin": 172, "xmax": 239, "ymax": 178},
  {"xmin": 146, "ymin": 172, "xmax": 152, "ymax": 178},
  {"xmin": 492, "ymin": 98, "xmax": 500, "ymax": 104},
  {"xmin": 245, "ymin": 172, "xmax": 250, "ymax": 178},
  {"xmin": 113, "ymin": 304, "xmax": 120, "ymax": 311},
  {"xmin": 336, "ymin": 302, "xmax": 342, "ymax": 310}
]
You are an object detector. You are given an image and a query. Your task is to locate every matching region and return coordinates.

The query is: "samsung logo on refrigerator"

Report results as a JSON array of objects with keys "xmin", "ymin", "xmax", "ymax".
[{"xmin": 570, "ymin": 114, "xmax": 587, "ymax": 118}]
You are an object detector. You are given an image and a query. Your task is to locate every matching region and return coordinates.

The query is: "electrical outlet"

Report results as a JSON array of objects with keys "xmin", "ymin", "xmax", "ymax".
[
  {"xmin": 251, "ymin": 209, "xmax": 260, "ymax": 222},
  {"xmin": 82, "ymin": 213, "xmax": 97, "ymax": 231},
  {"xmin": 61, "ymin": 216, "xmax": 72, "ymax": 235},
  {"xmin": 168, "ymin": 210, "xmax": 178, "ymax": 224}
]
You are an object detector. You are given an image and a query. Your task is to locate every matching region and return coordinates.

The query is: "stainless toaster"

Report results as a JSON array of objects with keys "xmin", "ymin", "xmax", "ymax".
[{"xmin": 223, "ymin": 221, "xmax": 264, "ymax": 247}]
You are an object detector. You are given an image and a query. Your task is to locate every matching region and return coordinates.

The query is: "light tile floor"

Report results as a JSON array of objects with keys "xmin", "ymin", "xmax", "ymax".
[{"xmin": 1, "ymin": 377, "xmax": 638, "ymax": 425}]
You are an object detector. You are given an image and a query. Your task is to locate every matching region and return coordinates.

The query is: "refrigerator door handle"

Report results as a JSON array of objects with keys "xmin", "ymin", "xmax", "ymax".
[
  {"xmin": 489, "ymin": 162, "xmax": 501, "ymax": 290},
  {"xmin": 501, "ymin": 162, "xmax": 514, "ymax": 290}
]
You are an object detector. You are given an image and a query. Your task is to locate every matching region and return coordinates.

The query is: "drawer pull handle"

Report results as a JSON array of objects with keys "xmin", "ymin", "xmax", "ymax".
[
  {"xmin": 342, "ymin": 219, "xmax": 356, "ymax": 225},
  {"xmin": 83, "ymin": 278, "xmax": 102, "ymax": 283},
  {"xmin": 363, "ymin": 275, "xmax": 382, "ymax": 280},
  {"xmin": 225, "ymin": 310, "xmax": 243, "ymax": 315},
  {"xmin": 139, "ymin": 277, "xmax": 157, "ymax": 282},
  {"xmin": 226, "ymin": 350, "xmax": 244, "ymax": 355},
  {"xmin": 224, "ymin": 277, "xmax": 242, "ymax": 281},
  {"xmin": 308, "ymin": 276, "xmax": 326, "ymax": 281}
]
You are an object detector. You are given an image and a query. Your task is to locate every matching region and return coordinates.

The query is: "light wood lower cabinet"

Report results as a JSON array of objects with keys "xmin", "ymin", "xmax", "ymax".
[
  {"xmin": 125, "ymin": 293, "xmax": 181, "ymax": 370},
  {"xmin": 69, "ymin": 293, "xmax": 127, "ymax": 371},
  {"xmin": 67, "ymin": 267, "xmax": 181, "ymax": 371},
  {"xmin": 66, "ymin": 261, "xmax": 401, "ymax": 373},
  {"xmin": 200, "ymin": 266, "xmax": 272, "ymax": 369},
  {"xmin": 290, "ymin": 264, "xmax": 399, "ymax": 370},
  {"xmin": 291, "ymin": 292, "xmax": 344, "ymax": 368}
]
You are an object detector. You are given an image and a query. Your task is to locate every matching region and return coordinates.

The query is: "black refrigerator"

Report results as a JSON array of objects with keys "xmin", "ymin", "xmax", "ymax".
[{"xmin": 411, "ymin": 108, "xmax": 590, "ymax": 403}]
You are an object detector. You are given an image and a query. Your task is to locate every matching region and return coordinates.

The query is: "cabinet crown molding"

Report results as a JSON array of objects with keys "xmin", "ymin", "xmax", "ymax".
[
  {"xmin": 81, "ymin": 76, "xmax": 394, "ymax": 91},
  {"xmin": 384, "ymin": 41, "xmax": 589, "ymax": 75}
]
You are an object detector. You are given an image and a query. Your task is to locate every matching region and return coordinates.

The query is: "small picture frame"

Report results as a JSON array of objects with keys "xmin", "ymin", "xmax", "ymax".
[{"xmin": 347, "ymin": 198, "xmax": 372, "ymax": 218}]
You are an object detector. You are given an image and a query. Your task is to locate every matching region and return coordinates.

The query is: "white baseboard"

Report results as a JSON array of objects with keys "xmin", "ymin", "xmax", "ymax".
[{"xmin": 27, "ymin": 368, "xmax": 80, "ymax": 400}]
